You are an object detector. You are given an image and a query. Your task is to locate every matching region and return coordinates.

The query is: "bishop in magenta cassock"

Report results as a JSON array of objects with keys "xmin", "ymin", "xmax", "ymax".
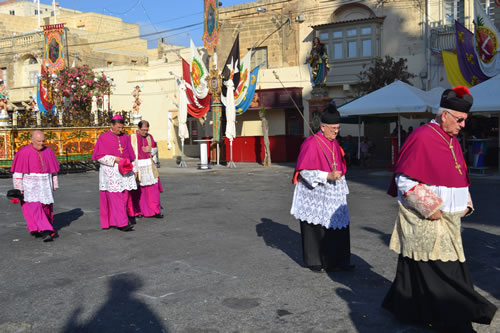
[
  {"xmin": 92, "ymin": 115, "xmax": 137, "ymax": 231},
  {"xmin": 383, "ymin": 87, "xmax": 497, "ymax": 332},
  {"xmin": 128, "ymin": 120, "xmax": 164, "ymax": 218},
  {"xmin": 290, "ymin": 102, "xmax": 353, "ymax": 273},
  {"xmin": 11, "ymin": 130, "xmax": 60, "ymax": 242}
]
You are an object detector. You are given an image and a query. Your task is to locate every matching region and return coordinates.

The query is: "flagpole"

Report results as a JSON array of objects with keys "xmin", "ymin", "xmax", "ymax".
[
  {"xmin": 179, "ymin": 138, "xmax": 187, "ymax": 168},
  {"xmin": 37, "ymin": 0, "xmax": 41, "ymax": 29},
  {"xmin": 53, "ymin": 0, "xmax": 57, "ymax": 24},
  {"xmin": 228, "ymin": 138, "xmax": 236, "ymax": 168}
]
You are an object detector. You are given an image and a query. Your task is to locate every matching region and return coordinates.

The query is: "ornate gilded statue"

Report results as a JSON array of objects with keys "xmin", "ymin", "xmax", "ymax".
[
  {"xmin": 307, "ymin": 37, "xmax": 330, "ymax": 86},
  {"xmin": 131, "ymin": 85, "xmax": 142, "ymax": 114},
  {"xmin": 0, "ymin": 80, "xmax": 8, "ymax": 111}
]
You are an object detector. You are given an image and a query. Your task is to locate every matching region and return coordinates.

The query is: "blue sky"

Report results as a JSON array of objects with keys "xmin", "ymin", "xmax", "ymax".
[{"xmin": 49, "ymin": 0, "xmax": 251, "ymax": 48}]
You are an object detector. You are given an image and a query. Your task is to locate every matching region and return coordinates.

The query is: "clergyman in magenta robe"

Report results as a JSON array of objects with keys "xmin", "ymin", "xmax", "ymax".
[
  {"xmin": 10, "ymin": 130, "xmax": 60, "ymax": 242},
  {"xmin": 128, "ymin": 120, "xmax": 164, "ymax": 218},
  {"xmin": 92, "ymin": 115, "xmax": 137, "ymax": 231}
]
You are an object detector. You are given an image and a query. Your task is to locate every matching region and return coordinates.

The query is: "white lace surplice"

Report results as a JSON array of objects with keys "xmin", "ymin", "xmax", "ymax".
[
  {"xmin": 136, "ymin": 157, "xmax": 158, "ymax": 187},
  {"xmin": 13, "ymin": 172, "xmax": 57, "ymax": 204},
  {"xmin": 98, "ymin": 155, "xmax": 137, "ymax": 192},
  {"xmin": 290, "ymin": 169, "xmax": 350, "ymax": 229}
]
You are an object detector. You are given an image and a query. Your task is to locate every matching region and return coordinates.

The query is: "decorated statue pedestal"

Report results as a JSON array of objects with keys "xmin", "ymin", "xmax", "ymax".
[
  {"xmin": 0, "ymin": 126, "xmax": 135, "ymax": 169},
  {"xmin": 308, "ymin": 86, "xmax": 331, "ymax": 134},
  {"xmin": 131, "ymin": 113, "xmax": 142, "ymax": 126},
  {"xmin": 0, "ymin": 109, "xmax": 10, "ymax": 127}
]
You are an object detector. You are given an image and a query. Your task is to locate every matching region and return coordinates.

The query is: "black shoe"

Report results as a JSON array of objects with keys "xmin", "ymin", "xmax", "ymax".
[
  {"xmin": 118, "ymin": 224, "xmax": 134, "ymax": 232},
  {"xmin": 31, "ymin": 231, "xmax": 42, "ymax": 238},
  {"xmin": 136, "ymin": 215, "xmax": 144, "ymax": 219},
  {"xmin": 129, "ymin": 217, "xmax": 137, "ymax": 225},
  {"xmin": 327, "ymin": 264, "xmax": 355, "ymax": 272},
  {"xmin": 308, "ymin": 265, "xmax": 325, "ymax": 273},
  {"xmin": 153, "ymin": 213, "xmax": 164, "ymax": 219},
  {"xmin": 42, "ymin": 231, "xmax": 55, "ymax": 242}
]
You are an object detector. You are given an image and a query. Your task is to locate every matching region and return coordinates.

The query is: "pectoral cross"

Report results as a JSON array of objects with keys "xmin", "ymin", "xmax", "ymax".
[
  {"xmin": 426, "ymin": 124, "xmax": 464, "ymax": 177},
  {"xmin": 332, "ymin": 150, "xmax": 337, "ymax": 171},
  {"xmin": 455, "ymin": 162, "xmax": 463, "ymax": 175},
  {"xmin": 116, "ymin": 135, "xmax": 124, "ymax": 154}
]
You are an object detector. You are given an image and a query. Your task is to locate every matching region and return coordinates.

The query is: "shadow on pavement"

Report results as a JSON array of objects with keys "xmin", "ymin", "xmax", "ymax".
[
  {"xmin": 53, "ymin": 208, "xmax": 84, "ymax": 231},
  {"xmin": 361, "ymin": 226, "xmax": 391, "ymax": 247},
  {"xmin": 327, "ymin": 254, "xmax": 433, "ymax": 333},
  {"xmin": 256, "ymin": 218, "xmax": 303, "ymax": 267},
  {"xmin": 62, "ymin": 273, "xmax": 168, "ymax": 333},
  {"xmin": 462, "ymin": 227, "xmax": 500, "ymax": 300}
]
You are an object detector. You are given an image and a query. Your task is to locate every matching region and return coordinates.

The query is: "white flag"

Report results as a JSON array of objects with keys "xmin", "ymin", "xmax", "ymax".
[
  {"xmin": 474, "ymin": 0, "xmax": 500, "ymax": 77},
  {"xmin": 189, "ymin": 40, "xmax": 209, "ymax": 99}
]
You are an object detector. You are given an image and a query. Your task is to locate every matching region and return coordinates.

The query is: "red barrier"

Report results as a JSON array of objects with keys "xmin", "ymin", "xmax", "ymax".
[{"xmin": 223, "ymin": 136, "xmax": 303, "ymax": 162}]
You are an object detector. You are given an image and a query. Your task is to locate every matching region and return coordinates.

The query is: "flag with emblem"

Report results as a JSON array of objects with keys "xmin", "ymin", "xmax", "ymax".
[
  {"xmin": 473, "ymin": 0, "xmax": 500, "ymax": 77},
  {"xmin": 190, "ymin": 40, "xmax": 209, "ymax": 100}
]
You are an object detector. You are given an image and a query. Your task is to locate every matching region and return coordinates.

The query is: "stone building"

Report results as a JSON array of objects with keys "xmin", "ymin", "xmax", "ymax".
[
  {"xmin": 0, "ymin": 0, "xmax": 148, "ymax": 105},
  {"xmin": 214, "ymin": 0, "xmax": 499, "ymax": 164}
]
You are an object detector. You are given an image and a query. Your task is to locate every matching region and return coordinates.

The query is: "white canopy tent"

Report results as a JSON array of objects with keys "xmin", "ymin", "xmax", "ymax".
[
  {"xmin": 338, "ymin": 81, "xmax": 443, "ymax": 157},
  {"xmin": 338, "ymin": 80, "xmax": 442, "ymax": 116},
  {"xmin": 469, "ymin": 74, "xmax": 500, "ymax": 112},
  {"xmin": 469, "ymin": 74, "xmax": 500, "ymax": 173}
]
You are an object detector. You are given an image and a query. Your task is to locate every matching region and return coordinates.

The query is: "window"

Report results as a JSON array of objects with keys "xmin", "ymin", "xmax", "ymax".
[
  {"xmin": 347, "ymin": 41, "xmax": 357, "ymax": 58},
  {"xmin": 9, "ymin": 10, "xmax": 15, "ymax": 15},
  {"xmin": 444, "ymin": 0, "xmax": 465, "ymax": 24},
  {"xmin": 34, "ymin": 9, "xmax": 38, "ymax": 15},
  {"xmin": 0, "ymin": 68, "xmax": 6, "ymax": 86},
  {"xmin": 361, "ymin": 27, "xmax": 372, "ymax": 35},
  {"xmin": 347, "ymin": 29, "xmax": 357, "ymax": 37},
  {"xmin": 362, "ymin": 39, "xmax": 372, "ymax": 57},
  {"xmin": 24, "ymin": 56, "xmax": 38, "ymax": 65},
  {"xmin": 29, "ymin": 71, "xmax": 39, "ymax": 85},
  {"xmin": 315, "ymin": 21, "xmax": 380, "ymax": 61},
  {"xmin": 251, "ymin": 47, "xmax": 268, "ymax": 69},
  {"xmin": 333, "ymin": 43, "xmax": 343, "ymax": 59},
  {"xmin": 131, "ymin": 60, "xmax": 137, "ymax": 65}
]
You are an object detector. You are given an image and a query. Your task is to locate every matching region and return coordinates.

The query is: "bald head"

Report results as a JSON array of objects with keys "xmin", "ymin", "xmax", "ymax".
[{"xmin": 31, "ymin": 130, "xmax": 45, "ymax": 151}]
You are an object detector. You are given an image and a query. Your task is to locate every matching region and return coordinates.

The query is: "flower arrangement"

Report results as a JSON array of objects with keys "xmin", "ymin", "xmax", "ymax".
[{"xmin": 49, "ymin": 65, "xmax": 113, "ymax": 126}]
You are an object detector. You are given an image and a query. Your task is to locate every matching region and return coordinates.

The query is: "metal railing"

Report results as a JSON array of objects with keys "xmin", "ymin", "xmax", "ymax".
[
  {"xmin": 430, "ymin": 25, "xmax": 456, "ymax": 51},
  {"xmin": 0, "ymin": 31, "xmax": 44, "ymax": 49}
]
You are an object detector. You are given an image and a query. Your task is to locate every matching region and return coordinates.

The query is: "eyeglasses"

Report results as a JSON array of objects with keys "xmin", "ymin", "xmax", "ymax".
[{"xmin": 446, "ymin": 111, "xmax": 466, "ymax": 124}]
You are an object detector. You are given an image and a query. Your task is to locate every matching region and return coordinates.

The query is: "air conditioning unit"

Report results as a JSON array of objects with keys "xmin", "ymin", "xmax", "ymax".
[{"xmin": 343, "ymin": 84, "xmax": 351, "ymax": 91}]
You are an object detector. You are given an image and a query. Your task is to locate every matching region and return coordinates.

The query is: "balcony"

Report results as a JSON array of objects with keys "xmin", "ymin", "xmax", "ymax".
[
  {"xmin": 430, "ymin": 25, "xmax": 456, "ymax": 51},
  {"xmin": 0, "ymin": 31, "xmax": 44, "ymax": 50}
]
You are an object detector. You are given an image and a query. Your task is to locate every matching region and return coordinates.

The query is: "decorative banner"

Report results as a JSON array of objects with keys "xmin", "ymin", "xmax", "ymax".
[
  {"xmin": 221, "ymin": 35, "xmax": 240, "ymax": 99},
  {"xmin": 190, "ymin": 40, "xmax": 209, "ymax": 100},
  {"xmin": 473, "ymin": 0, "xmax": 500, "ymax": 77},
  {"xmin": 234, "ymin": 50, "xmax": 252, "ymax": 106},
  {"xmin": 455, "ymin": 21, "xmax": 490, "ymax": 85},
  {"xmin": 37, "ymin": 65, "xmax": 54, "ymax": 114},
  {"xmin": 202, "ymin": 0, "xmax": 220, "ymax": 53},
  {"xmin": 222, "ymin": 49, "xmax": 251, "ymax": 107},
  {"xmin": 43, "ymin": 24, "xmax": 65, "ymax": 74},
  {"xmin": 442, "ymin": 51, "xmax": 472, "ymax": 88},
  {"xmin": 236, "ymin": 65, "xmax": 261, "ymax": 116},
  {"xmin": 182, "ymin": 58, "xmax": 211, "ymax": 118}
]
